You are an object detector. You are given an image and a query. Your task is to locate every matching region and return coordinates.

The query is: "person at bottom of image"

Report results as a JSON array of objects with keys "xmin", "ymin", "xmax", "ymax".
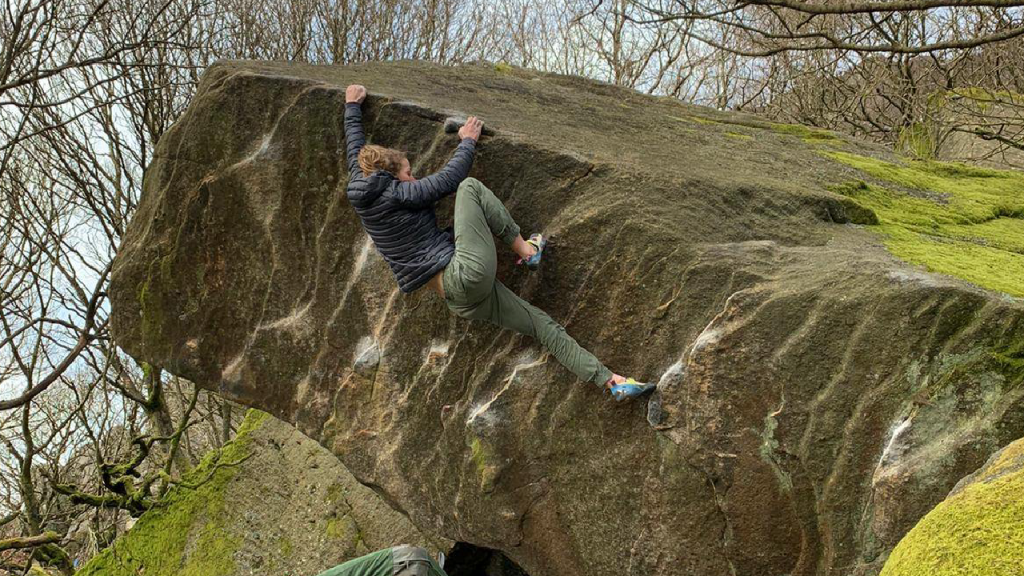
[{"xmin": 315, "ymin": 545, "xmax": 447, "ymax": 576}]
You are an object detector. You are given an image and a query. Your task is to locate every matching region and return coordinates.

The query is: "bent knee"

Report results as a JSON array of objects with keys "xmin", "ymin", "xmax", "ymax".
[{"xmin": 458, "ymin": 177, "xmax": 483, "ymax": 192}]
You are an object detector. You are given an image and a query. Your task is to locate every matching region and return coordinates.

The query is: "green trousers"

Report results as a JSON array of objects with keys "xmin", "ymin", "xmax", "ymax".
[
  {"xmin": 314, "ymin": 545, "xmax": 446, "ymax": 576},
  {"xmin": 441, "ymin": 178, "xmax": 613, "ymax": 387}
]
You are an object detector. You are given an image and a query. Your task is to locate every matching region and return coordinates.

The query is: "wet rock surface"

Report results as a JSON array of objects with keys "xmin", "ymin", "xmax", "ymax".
[{"xmin": 109, "ymin": 60, "xmax": 1024, "ymax": 576}]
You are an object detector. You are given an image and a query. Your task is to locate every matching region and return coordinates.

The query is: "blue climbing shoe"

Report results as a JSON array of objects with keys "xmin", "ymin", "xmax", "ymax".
[
  {"xmin": 609, "ymin": 378, "xmax": 657, "ymax": 401},
  {"xmin": 516, "ymin": 233, "xmax": 546, "ymax": 270}
]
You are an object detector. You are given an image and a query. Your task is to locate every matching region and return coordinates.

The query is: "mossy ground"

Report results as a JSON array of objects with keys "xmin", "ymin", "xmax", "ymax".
[
  {"xmin": 826, "ymin": 151, "xmax": 1024, "ymax": 297},
  {"xmin": 77, "ymin": 411, "xmax": 269, "ymax": 576},
  {"xmin": 880, "ymin": 449, "xmax": 1024, "ymax": 575}
]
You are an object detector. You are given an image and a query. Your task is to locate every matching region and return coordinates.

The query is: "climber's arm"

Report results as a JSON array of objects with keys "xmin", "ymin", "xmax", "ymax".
[
  {"xmin": 390, "ymin": 139, "xmax": 476, "ymax": 208},
  {"xmin": 344, "ymin": 84, "xmax": 368, "ymax": 178},
  {"xmin": 390, "ymin": 117, "xmax": 483, "ymax": 208}
]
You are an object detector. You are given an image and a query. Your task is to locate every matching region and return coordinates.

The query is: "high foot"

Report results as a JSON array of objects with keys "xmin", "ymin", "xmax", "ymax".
[{"xmin": 516, "ymin": 233, "xmax": 546, "ymax": 270}]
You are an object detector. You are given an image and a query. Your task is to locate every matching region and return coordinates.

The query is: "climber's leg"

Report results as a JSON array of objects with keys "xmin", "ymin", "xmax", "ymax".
[
  {"xmin": 440, "ymin": 178, "xmax": 612, "ymax": 387},
  {"xmin": 460, "ymin": 279, "xmax": 613, "ymax": 386},
  {"xmin": 391, "ymin": 545, "xmax": 436, "ymax": 576},
  {"xmin": 443, "ymin": 177, "xmax": 521, "ymax": 306},
  {"xmin": 311, "ymin": 547, "xmax": 393, "ymax": 576}
]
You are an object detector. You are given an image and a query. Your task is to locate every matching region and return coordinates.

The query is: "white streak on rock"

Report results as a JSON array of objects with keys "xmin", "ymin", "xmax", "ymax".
[
  {"xmin": 295, "ymin": 375, "xmax": 312, "ymax": 402},
  {"xmin": 467, "ymin": 401, "xmax": 500, "ymax": 428},
  {"xmin": 222, "ymin": 353, "xmax": 245, "ymax": 384},
  {"xmin": 690, "ymin": 291, "xmax": 747, "ymax": 356},
  {"xmin": 466, "ymin": 354, "xmax": 545, "ymax": 427},
  {"xmin": 427, "ymin": 340, "xmax": 450, "ymax": 357},
  {"xmin": 353, "ymin": 337, "xmax": 380, "ymax": 378},
  {"xmin": 258, "ymin": 300, "xmax": 313, "ymax": 333},
  {"xmin": 335, "ymin": 237, "xmax": 374, "ymax": 315},
  {"xmin": 878, "ymin": 416, "xmax": 913, "ymax": 467},
  {"xmin": 658, "ymin": 360, "xmax": 686, "ymax": 388},
  {"xmin": 691, "ymin": 326, "xmax": 721, "ymax": 354}
]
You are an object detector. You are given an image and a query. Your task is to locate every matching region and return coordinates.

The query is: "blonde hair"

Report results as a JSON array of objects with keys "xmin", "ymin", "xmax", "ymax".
[{"xmin": 358, "ymin": 145, "xmax": 406, "ymax": 177}]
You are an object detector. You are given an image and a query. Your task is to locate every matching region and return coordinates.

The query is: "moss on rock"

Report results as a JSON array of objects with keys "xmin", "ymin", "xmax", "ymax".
[
  {"xmin": 825, "ymin": 152, "xmax": 1024, "ymax": 296},
  {"xmin": 77, "ymin": 410, "xmax": 268, "ymax": 576},
  {"xmin": 881, "ymin": 438, "xmax": 1024, "ymax": 575}
]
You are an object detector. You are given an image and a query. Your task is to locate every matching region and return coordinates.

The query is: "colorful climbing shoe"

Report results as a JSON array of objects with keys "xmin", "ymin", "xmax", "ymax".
[
  {"xmin": 516, "ymin": 233, "xmax": 546, "ymax": 270},
  {"xmin": 609, "ymin": 378, "xmax": 657, "ymax": 401}
]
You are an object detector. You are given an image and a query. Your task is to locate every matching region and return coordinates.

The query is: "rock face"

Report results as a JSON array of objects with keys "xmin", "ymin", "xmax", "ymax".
[
  {"xmin": 78, "ymin": 411, "xmax": 447, "ymax": 576},
  {"xmin": 109, "ymin": 60, "xmax": 1024, "ymax": 576}
]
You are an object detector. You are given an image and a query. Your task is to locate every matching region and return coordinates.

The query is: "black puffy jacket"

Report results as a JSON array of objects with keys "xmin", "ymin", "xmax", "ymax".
[{"xmin": 343, "ymin": 102, "xmax": 476, "ymax": 293}]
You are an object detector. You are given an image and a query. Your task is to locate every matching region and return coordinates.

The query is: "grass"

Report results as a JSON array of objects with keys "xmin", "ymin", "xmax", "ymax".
[{"xmin": 825, "ymin": 151, "xmax": 1024, "ymax": 297}]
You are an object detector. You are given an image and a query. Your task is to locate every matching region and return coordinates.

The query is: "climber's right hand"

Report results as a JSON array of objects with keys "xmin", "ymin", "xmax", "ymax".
[
  {"xmin": 458, "ymin": 116, "xmax": 483, "ymax": 141},
  {"xmin": 346, "ymin": 84, "xmax": 366, "ymax": 104}
]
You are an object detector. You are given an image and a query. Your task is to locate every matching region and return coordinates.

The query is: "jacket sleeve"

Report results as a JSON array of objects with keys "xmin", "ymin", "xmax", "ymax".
[
  {"xmin": 344, "ymin": 102, "xmax": 366, "ymax": 179},
  {"xmin": 389, "ymin": 138, "xmax": 477, "ymax": 208}
]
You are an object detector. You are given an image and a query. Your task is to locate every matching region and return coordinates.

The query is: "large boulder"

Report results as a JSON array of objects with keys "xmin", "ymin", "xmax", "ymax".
[
  {"xmin": 78, "ymin": 411, "xmax": 447, "ymax": 576},
  {"xmin": 108, "ymin": 60, "xmax": 1024, "ymax": 576},
  {"xmin": 881, "ymin": 437, "xmax": 1024, "ymax": 575}
]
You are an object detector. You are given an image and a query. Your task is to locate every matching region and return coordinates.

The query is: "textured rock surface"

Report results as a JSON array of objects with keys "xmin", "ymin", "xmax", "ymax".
[
  {"xmin": 881, "ymin": 437, "xmax": 1024, "ymax": 575},
  {"xmin": 78, "ymin": 411, "xmax": 446, "ymax": 576},
  {"xmin": 109, "ymin": 60, "xmax": 1024, "ymax": 576}
]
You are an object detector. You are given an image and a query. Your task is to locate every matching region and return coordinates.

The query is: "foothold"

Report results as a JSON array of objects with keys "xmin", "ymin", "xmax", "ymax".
[{"xmin": 647, "ymin": 392, "xmax": 665, "ymax": 428}]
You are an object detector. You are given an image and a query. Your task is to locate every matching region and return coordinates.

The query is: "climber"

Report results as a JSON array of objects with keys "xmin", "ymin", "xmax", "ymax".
[
  {"xmin": 315, "ymin": 544, "xmax": 446, "ymax": 576},
  {"xmin": 342, "ymin": 83, "xmax": 654, "ymax": 400}
]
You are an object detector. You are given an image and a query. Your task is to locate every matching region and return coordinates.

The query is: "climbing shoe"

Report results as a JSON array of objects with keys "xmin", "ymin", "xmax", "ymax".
[
  {"xmin": 516, "ymin": 233, "xmax": 546, "ymax": 270},
  {"xmin": 609, "ymin": 378, "xmax": 657, "ymax": 401}
]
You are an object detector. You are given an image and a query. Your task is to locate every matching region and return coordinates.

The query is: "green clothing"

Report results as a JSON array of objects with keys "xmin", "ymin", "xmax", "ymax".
[
  {"xmin": 441, "ymin": 178, "xmax": 613, "ymax": 386},
  {"xmin": 315, "ymin": 546, "xmax": 446, "ymax": 576}
]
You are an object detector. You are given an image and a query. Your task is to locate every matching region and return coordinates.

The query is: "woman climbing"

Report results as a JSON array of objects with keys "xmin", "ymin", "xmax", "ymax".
[{"xmin": 342, "ymin": 83, "xmax": 653, "ymax": 401}]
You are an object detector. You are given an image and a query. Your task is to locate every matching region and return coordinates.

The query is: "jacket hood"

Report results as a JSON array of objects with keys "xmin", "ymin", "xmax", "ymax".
[{"xmin": 347, "ymin": 170, "xmax": 396, "ymax": 203}]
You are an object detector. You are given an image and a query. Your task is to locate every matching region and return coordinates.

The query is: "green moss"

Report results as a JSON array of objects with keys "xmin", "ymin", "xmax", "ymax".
[
  {"xmin": 946, "ymin": 87, "xmax": 1024, "ymax": 107},
  {"xmin": 984, "ymin": 440, "xmax": 1024, "ymax": 480},
  {"xmin": 991, "ymin": 339, "xmax": 1024, "ymax": 387},
  {"xmin": 326, "ymin": 482, "xmax": 345, "ymax": 504},
  {"xmin": 725, "ymin": 131, "xmax": 753, "ymax": 140},
  {"xmin": 77, "ymin": 410, "xmax": 269, "ymax": 576},
  {"xmin": 467, "ymin": 436, "xmax": 501, "ymax": 493},
  {"xmin": 826, "ymin": 152, "xmax": 1024, "ymax": 296},
  {"xmin": 137, "ymin": 275, "xmax": 161, "ymax": 344},
  {"xmin": 771, "ymin": 122, "xmax": 840, "ymax": 141},
  {"xmin": 830, "ymin": 182, "xmax": 881, "ymax": 224},
  {"xmin": 325, "ymin": 515, "xmax": 363, "ymax": 549},
  {"xmin": 278, "ymin": 536, "xmax": 293, "ymax": 557},
  {"xmin": 493, "ymin": 62, "xmax": 514, "ymax": 75},
  {"xmin": 469, "ymin": 437, "xmax": 490, "ymax": 475},
  {"xmin": 880, "ymin": 456, "xmax": 1024, "ymax": 575},
  {"xmin": 325, "ymin": 517, "xmax": 342, "ymax": 538},
  {"xmin": 760, "ymin": 401, "xmax": 793, "ymax": 492},
  {"xmin": 683, "ymin": 114, "xmax": 719, "ymax": 125}
]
